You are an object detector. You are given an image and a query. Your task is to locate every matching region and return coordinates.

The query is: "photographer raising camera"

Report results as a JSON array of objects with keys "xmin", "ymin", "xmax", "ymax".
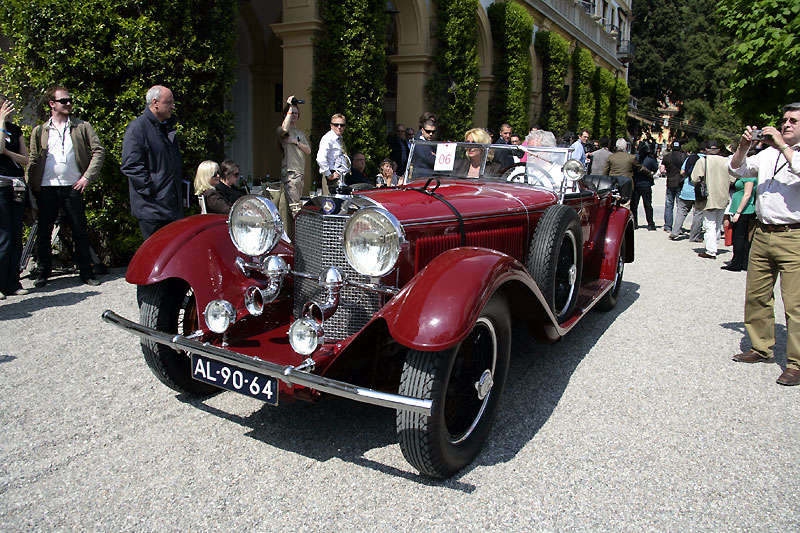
[
  {"xmin": 729, "ymin": 103, "xmax": 800, "ymax": 387},
  {"xmin": 277, "ymin": 94, "xmax": 310, "ymax": 206}
]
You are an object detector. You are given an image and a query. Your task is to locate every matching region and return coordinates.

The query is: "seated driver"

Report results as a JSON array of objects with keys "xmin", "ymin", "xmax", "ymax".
[{"xmin": 454, "ymin": 128, "xmax": 502, "ymax": 177}]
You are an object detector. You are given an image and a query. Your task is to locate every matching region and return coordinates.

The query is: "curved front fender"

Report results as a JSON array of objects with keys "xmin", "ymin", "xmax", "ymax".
[
  {"xmin": 125, "ymin": 215, "xmax": 293, "ymax": 311},
  {"xmin": 376, "ymin": 247, "xmax": 552, "ymax": 351}
]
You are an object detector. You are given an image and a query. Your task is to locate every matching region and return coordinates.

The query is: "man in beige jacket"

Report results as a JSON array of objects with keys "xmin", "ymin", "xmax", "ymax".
[{"xmin": 690, "ymin": 140, "xmax": 733, "ymax": 259}]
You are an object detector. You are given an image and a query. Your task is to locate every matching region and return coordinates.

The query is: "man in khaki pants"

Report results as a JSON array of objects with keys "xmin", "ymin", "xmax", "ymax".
[{"xmin": 729, "ymin": 102, "xmax": 800, "ymax": 386}]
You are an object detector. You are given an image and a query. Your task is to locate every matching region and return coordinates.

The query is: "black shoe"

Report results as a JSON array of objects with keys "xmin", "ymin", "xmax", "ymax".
[
  {"xmin": 81, "ymin": 277, "xmax": 100, "ymax": 286},
  {"xmin": 647, "ymin": 225, "xmax": 657, "ymax": 231},
  {"xmin": 33, "ymin": 276, "xmax": 48, "ymax": 288},
  {"xmin": 721, "ymin": 264, "xmax": 742, "ymax": 272}
]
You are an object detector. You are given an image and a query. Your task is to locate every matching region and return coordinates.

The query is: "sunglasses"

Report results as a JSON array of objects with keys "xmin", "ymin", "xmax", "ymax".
[
  {"xmin": 331, "ymin": 123, "xmax": 346, "ymax": 128},
  {"xmin": 423, "ymin": 128, "xmax": 436, "ymax": 134},
  {"xmin": 53, "ymin": 98, "xmax": 72, "ymax": 105}
]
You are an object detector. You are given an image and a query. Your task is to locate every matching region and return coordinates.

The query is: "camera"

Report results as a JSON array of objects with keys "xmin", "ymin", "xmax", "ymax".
[
  {"xmin": 752, "ymin": 129, "xmax": 766, "ymax": 141},
  {"xmin": 291, "ymin": 97, "xmax": 305, "ymax": 106}
]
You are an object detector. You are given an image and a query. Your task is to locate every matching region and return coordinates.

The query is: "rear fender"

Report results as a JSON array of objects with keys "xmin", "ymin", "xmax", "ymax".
[
  {"xmin": 599, "ymin": 207, "xmax": 634, "ymax": 280},
  {"xmin": 126, "ymin": 215, "xmax": 293, "ymax": 315},
  {"xmin": 376, "ymin": 247, "xmax": 555, "ymax": 351}
]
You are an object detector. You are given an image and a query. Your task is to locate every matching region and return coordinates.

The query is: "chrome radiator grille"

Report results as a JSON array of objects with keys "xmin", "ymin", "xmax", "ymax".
[{"xmin": 293, "ymin": 211, "xmax": 382, "ymax": 340}]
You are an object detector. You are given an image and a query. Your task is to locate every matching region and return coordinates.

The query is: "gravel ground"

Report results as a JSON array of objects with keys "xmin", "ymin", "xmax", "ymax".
[{"xmin": 1, "ymin": 182, "xmax": 798, "ymax": 531}]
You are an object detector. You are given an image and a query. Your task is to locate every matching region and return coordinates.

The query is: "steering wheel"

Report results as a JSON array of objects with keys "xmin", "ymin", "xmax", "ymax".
[{"xmin": 500, "ymin": 162, "xmax": 526, "ymax": 182}]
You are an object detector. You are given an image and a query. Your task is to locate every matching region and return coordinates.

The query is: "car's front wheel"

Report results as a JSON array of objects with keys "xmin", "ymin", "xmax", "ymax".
[
  {"xmin": 139, "ymin": 280, "xmax": 219, "ymax": 396},
  {"xmin": 396, "ymin": 292, "xmax": 511, "ymax": 478}
]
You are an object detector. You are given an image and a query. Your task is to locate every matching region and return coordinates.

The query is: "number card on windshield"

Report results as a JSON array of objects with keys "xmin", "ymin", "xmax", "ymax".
[{"xmin": 434, "ymin": 143, "xmax": 457, "ymax": 171}]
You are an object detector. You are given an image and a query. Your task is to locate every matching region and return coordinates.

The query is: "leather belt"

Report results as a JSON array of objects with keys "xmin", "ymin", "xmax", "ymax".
[{"xmin": 758, "ymin": 222, "xmax": 800, "ymax": 232}]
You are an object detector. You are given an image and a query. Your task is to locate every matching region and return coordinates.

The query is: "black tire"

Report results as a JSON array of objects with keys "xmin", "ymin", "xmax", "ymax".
[
  {"xmin": 139, "ymin": 280, "xmax": 218, "ymax": 395},
  {"xmin": 396, "ymin": 292, "xmax": 511, "ymax": 478},
  {"xmin": 596, "ymin": 238, "xmax": 625, "ymax": 311},
  {"xmin": 527, "ymin": 204, "xmax": 583, "ymax": 322}
]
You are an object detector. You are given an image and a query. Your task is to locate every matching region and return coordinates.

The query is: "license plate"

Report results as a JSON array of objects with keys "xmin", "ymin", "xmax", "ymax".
[{"xmin": 191, "ymin": 355, "xmax": 278, "ymax": 405}]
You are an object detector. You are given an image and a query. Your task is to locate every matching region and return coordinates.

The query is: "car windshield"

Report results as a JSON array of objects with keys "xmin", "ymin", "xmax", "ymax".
[{"xmin": 405, "ymin": 140, "xmax": 577, "ymax": 191}]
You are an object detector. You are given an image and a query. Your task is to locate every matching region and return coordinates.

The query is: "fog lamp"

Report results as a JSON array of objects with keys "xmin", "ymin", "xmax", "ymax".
[
  {"xmin": 288, "ymin": 318, "xmax": 323, "ymax": 355},
  {"xmin": 204, "ymin": 299, "xmax": 236, "ymax": 333}
]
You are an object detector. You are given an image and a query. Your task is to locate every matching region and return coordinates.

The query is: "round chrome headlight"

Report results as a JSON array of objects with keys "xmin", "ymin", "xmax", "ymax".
[
  {"xmin": 204, "ymin": 299, "xmax": 236, "ymax": 334},
  {"xmin": 563, "ymin": 159, "xmax": 586, "ymax": 181},
  {"xmin": 289, "ymin": 318, "xmax": 323, "ymax": 355},
  {"xmin": 343, "ymin": 208, "xmax": 404, "ymax": 277},
  {"xmin": 228, "ymin": 195, "xmax": 284, "ymax": 257}
]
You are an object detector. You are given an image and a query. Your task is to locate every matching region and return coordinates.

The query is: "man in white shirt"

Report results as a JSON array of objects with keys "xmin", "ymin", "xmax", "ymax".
[
  {"xmin": 729, "ymin": 102, "xmax": 800, "ymax": 386},
  {"xmin": 27, "ymin": 86, "xmax": 105, "ymax": 287},
  {"xmin": 316, "ymin": 113, "xmax": 347, "ymax": 195}
]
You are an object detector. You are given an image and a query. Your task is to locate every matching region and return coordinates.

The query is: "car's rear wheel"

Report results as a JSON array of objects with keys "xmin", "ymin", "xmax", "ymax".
[
  {"xmin": 596, "ymin": 238, "xmax": 625, "ymax": 311},
  {"xmin": 396, "ymin": 292, "xmax": 510, "ymax": 478},
  {"xmin": 139, "ymin": 280, "xmax": 218, "ymax": 395},
  {"xmin": 527, "ymin": 204, "xmax": 583, "ymax": 323}
]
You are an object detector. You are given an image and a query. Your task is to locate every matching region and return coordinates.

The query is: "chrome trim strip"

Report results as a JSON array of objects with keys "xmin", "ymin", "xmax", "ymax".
[{"xmin": 102, "ymin": 310, "xmax": 433, "ymax": 415}]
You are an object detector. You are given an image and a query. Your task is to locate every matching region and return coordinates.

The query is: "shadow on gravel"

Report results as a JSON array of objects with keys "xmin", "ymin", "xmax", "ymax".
[
  {"xmin": 0, "ymin": 290, "xmax": 100, "ymax": 320},
  {"xmin": 181, "ymin": 279, "xmax": 640, "ymax": 489},
  {"xmin": 721, "ymin": 320, "xmax": 788, "ymax": 368},
  {"xmin": 0, "ymin": 354, "xmax": 17, "ymax": 364}
]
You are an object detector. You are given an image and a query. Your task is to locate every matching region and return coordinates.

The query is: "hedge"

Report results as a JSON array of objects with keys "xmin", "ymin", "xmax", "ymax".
[
  {"xmin": 534, "ymin": 31, "xmax": 570, "ymax": 136},
  {"xmin": 312, "ymin": 0, "xmax": 389, "ymax": 180},
  {"xmin": 569, "ymin": 46, "xmax": 596, "ymax": 135},
  {"xmin": 0, "ymin": 0, "xmax": 238, "ymax": 264},
  {"xmin": 611, "ymin": 76, "xmax": 631, "ymax": 139},
  {"xmin": 487, "ymin": 1, "xmax": 534, "ymax": 136},
  {"xmin": 426, "ymin": 0, "xmax": 480, "ymax": 141},
  {"xmin": 592, "ymin": 66, "xmax": 615, "ymax": 140}
]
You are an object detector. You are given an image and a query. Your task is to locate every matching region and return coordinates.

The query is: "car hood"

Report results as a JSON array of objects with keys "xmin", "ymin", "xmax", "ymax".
[{"xmin": 358, "ymin": 179, "xmax": 556, "ymax": 224}]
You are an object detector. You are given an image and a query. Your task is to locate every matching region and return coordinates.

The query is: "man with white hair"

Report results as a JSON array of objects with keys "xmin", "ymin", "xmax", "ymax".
[
  {"xmin": 603, "ymin": 138, "xmax": 646, "ymax": 180},
  {"xmin": 121, "ymin": 85, "xmax": 183, "ymax": 240}
]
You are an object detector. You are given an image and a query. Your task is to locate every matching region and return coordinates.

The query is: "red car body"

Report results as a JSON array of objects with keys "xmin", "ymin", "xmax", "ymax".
[{"xmin": 104, "ymin": 142, "xmax": 634, "ymax": 477}]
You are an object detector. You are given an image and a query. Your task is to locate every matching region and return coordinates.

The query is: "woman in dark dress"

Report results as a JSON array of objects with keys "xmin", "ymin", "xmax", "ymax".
[
  {"xmin": 205, "ymin": 159, "xmax": 245, "ymax": 214},
  {"xmin": 0, "ymin": 96, "xmax": 30, "ymax": 299}
]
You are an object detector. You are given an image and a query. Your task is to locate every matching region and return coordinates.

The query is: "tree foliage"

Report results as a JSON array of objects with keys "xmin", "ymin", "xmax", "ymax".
[
  {"xmin": 0, "ymin": 0, "xmax": 238, "ymax": 263},
  {"xmin": 534, "ymin": 31, "xmax": 569, "ymax": 136},
  {"xmin": 569, "ymin": 46, "xmax": 595, "ymax": 134},
  {"xmin": 487, "ymin": 0, "xmax": 534, "ymax": 136},
  {"xmin": 312, "ymin": 0, "xmax": 388, "ymax": 179},
  {"xmin": 717, "ymin": 0, "xmax": 800, "ymax": 124},
  {"xmin": 426, "ymin": 0, "xmax": 480, "ymax": 141}
]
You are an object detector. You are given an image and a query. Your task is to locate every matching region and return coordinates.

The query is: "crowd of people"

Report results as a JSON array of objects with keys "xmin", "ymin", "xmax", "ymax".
[{"xmin": 3, "ymin": 83, "xmax": 800, "ymax": 388}]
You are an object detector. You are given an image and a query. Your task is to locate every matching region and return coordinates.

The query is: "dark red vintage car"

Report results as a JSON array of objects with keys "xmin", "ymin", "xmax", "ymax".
[{"xmin": 104, "ymin": 141, "xmax": 634, "ymax": 477}]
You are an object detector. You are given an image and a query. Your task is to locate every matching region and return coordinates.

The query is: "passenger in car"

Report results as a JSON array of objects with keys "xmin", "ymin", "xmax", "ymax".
[
  {"xmin": 456, "ymin": 128, "xmax": 503, "ymax": 178},
  {"xmin": 205, "ymin": 159, "xmax": 244, "ymax": 214},
  {"xmin": 193, "ymin": 160, "xmax": 219, "ymax": 214}
]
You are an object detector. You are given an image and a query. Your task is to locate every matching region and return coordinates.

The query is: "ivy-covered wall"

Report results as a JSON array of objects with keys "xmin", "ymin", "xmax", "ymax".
[
  {"xmin": 533, "ymin": 31, "xmax": 570, "ymax": 136},
  {"xmin": 486, "ymin": 1, "xmax": 534, "ymax": 136},
  {"xmin": 569, "ymin": 46, "xmax": 596, "ymax": 135},
  {"xmin": 312, "ymin": 0, "xmax": 389, "ymax": 180},
  {"xmin": 426, "ymin": 0, "xmax": 480, "ymax": 141},
  {"xmin": 592, "ymin": 66, "xmax": 615, "ymax": 140},
  {"xmin": 0, "ymin": 0, "xmax": 238, "ymax": 263}
]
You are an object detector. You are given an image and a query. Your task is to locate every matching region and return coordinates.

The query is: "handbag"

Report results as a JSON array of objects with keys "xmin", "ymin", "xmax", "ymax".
[{"xmin": 694, "ymin": 157, "xmax": 709, "ymax": 199}]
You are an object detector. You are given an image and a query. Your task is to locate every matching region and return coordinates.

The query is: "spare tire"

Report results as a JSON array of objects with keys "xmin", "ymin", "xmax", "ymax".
[{"xmin": 527, "ymin": 204, "xmax": 583, "ymax": 323}]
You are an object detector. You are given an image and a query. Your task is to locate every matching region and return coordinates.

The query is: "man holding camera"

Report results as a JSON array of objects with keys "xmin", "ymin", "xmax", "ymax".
[
  {"xmin": 277, "ymin": 95, "xmax": 310, "ymax": 205},
  {"xmin": 729, "ymin": 102, "xmax": 800, "ymax": 386}
]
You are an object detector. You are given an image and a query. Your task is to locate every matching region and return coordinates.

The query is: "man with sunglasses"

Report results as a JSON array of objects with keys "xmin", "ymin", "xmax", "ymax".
[
  {"xmin": 28, "ymin": 86, "xmax": 105, "ymax": 287},
  {"xmin": 729, "ymin": 103, "xmax": 800, "ymax": 386},
  {"xmin": 410, "ymin": 112, "xmax": 437, "ymax": 178},
  {"xmin": 316, "ymin": 113, "xmax": 348, "ymax": 195}
]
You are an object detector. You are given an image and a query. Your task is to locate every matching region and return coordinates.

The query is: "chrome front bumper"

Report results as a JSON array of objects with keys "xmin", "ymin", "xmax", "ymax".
[{"xmin": 101, "ymin": 310, "xmax": 432, "ymax": 416}]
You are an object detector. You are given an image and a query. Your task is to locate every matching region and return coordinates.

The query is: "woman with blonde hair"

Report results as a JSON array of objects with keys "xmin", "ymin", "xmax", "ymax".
[
  {"xmin": 194, "ymin": 160, "xmax": 219, "ymax": 213},
  {"xmin": 456, "ymin": 128, "xmax": 500, "ymax": 177}
]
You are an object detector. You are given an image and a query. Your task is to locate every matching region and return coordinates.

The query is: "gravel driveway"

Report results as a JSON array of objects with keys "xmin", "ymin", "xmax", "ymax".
[{"xmin": 1, "ymin": 185, "xmax": 797, "ymax": 531}]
